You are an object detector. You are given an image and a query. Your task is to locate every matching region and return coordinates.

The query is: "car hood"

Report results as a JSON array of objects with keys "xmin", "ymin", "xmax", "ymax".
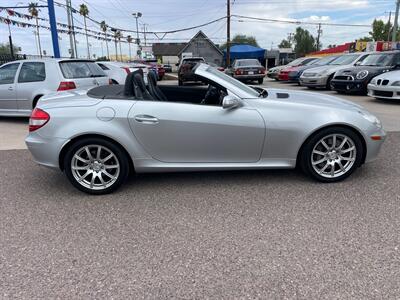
[
  {"xmin": 372, "ymin": 69, "xmax": 400, "ymax": 80},
  {"xmin": 262, "ymin": 88, "xmax": 364, "ymax": 110},
  {"xmin": 303, "ymin": 64, "xmax": 350, "ymax": 75},
  {"xmin": 335, "ymin": 65, "xmax": 394, "ymax": 76},
  {"xmin": 38, "ymin": 89, "xmax": 102, "ymax": 109},
  {"xmin": 268, "ymin": 65, "xmax": 286, "ymax": 72}
]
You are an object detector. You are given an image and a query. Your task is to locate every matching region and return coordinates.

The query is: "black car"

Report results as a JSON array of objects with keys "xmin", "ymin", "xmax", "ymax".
[{"xmin": 331, "ymin": 51, "xmax": 400, "ymax": 94}]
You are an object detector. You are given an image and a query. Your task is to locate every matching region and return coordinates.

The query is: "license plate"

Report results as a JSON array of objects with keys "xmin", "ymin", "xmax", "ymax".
[{"xmin": 248, "ymin": 71, "xmax": 254, "ymax": 75}]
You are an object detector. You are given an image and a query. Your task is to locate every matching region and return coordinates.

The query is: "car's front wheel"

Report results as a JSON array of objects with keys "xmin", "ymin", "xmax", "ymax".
[
  {"xmin": 258, "ymin": 78, "xmax": 264, "ymax": 84},
  {"xmin": 64, "ymin": 138, "xmax": 130, "ymax": 194},
  {"xmin": 300, "ymin": 127, "xmax": 363, "ymax": 182}
]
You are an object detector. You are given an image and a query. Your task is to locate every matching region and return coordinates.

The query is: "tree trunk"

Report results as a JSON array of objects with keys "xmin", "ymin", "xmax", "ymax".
[
  {"xmin": 105, "ymin": 32, "xmax": 110, "ymax": 60},
  {"xmin": 84, "ymin": 17, "xmax": 90, "ymax": 59},
  {"xmin": 36, "ymin": 17, "xmax": 42, "ymax": 58}
]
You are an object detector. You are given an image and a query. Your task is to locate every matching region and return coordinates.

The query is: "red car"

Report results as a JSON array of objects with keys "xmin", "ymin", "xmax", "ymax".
[
  {"xmin": 278, "ymin": 57, "xmax": 319, "ymax": 81},
  {"xmin": 133, "ymin": 59, "xmax": 165, "ymax": 81}
]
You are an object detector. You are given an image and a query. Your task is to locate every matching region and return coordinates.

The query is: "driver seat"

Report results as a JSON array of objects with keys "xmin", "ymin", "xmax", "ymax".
[{"xmin": 147, "ymin": 71, "xmax": 168, "ymax": 101}]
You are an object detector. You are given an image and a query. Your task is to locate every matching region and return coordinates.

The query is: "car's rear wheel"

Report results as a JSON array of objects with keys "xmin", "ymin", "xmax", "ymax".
[
  {"xmin": 300, "ymin": 127, "xmax": 363, "ymax": 182},
  {"xmin": 64, "ymin": 138, "xmax": 129, "ymax": 194}
]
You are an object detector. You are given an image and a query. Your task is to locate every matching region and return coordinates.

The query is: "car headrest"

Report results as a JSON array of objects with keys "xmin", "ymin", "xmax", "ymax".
[
  {"xmin": 123, "ymin": 69, "xmax": 143, "ymax": 98},
  {"xmin": 147, "ymin": 70, "xmax": 158, "ymax": 86},
  {"xmin": 133, "ymin": 71, "xmax": 153, "ymax": 100}
]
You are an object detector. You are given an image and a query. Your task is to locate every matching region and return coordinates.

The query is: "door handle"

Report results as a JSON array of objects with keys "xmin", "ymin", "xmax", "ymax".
[
  {"xmin": 8, "ymin": 86, "xmax": 13, "ymax": 91},
  {"xmin": 134, "ymin": 115, "xmax": 159, "ymax": 124}
]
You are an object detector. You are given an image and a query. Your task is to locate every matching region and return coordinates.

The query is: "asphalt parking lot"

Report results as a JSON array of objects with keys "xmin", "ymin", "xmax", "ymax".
[{"xmin": 1, "ymin": 80, "xmax": 400, "ymax": 298}]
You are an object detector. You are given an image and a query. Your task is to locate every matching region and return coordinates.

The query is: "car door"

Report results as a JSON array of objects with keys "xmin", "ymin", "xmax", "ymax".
[
  {"xmin": 16, "ymin": 61, "xmax": 46, "ymax": 111},
  {"xmin": 128, "ymin": 101, "xmax": 265, "ymax": 163},
  {"xmin": 0, "ymin": 62, "xmax": 20, "ymax": 112}
]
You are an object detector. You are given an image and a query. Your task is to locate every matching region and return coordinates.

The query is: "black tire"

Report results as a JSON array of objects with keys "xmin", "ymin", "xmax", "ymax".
[
  {"xmin": 326, "ymin": 74, "xmax": 334, "ymax": 90},
  {"xmin": 258, "ymin": 78, "xmax": 264, "ymax": 84},
  {"xmin": 64, "ymin": 137, "xmax": 130, "ymax": 195},
  {"xmin": 178, "ymin": 79, "xmax": 183, "ymax": 86},
  {"xmin": 307, "ymin": 86, "xmax": 316, "ymax": 90},
  {"xmin": 299, "ymin": 127, "xmax": 364, "ymax": 183}
]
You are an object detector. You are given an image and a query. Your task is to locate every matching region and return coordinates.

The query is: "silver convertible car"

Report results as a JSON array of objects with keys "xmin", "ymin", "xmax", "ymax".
[{"xmin": 26, "ymin": 64, "xmax": 386, "ymax": 194}]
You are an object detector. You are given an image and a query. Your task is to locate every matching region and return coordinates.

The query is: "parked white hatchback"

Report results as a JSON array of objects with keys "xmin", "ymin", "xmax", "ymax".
[
  {"xmin": 0, "ymin": 59, "xmax": 110, "ymax": 117},
  {"xmin": 96, "ymin": 61, "xmax": 149, "ymax": 85},
  {"xmin": 367, "ymin": 70, "xmax": 400, "ymax": 100}
]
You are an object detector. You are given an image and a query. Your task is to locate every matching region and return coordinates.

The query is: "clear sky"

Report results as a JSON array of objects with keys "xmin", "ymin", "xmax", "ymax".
[{"xmin": 0, "ymin": 0, "xmax": 396, "ymax": 58}]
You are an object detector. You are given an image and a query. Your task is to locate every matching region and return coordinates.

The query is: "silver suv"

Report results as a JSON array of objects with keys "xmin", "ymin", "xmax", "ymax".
[{"xmin": 0, "ymin": 59, "xmax": 110, "ymax": 117}]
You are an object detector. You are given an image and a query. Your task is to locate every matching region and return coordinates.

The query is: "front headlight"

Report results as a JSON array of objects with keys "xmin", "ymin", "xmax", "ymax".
[
  {"xmin": 356, "ymin": 70, "xmax": 369, "ymax": 80},
  {"xmin": 359, "ymin": 110, "xmax": 382, "ymax": 128},
  {"xmin": 391, "ymin": 81, "xmax": 400, "ymax": 86}
]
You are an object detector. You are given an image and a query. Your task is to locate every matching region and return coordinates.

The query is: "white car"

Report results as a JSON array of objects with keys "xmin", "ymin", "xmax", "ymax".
[
  {"xmin": 368, "ymin": 70, "xmax": 400, "ymax": 100},
  {"xmin": 0, "ymin": 59, "xmax": 110, "ymax": 117},
  {"xmin": 96, "ymin": 61, "xmax": 149, "ymax": 85}
]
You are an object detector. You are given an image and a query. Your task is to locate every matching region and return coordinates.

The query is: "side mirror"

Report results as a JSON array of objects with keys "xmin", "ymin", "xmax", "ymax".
[
  {"xmin": 354, "ymin": 61, "xmax": 361, "ymax": 66},
  {"xmin": 222, "ymin": 95, "xmax": 241, "ymax": 110}
]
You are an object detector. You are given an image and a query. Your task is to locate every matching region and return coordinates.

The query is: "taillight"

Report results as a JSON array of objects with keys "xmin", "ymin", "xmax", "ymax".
[
  {"xmin": 235, "ymin": 69, "xmax": 243, "ymax": 75},
  {"xmin": 122, "ymin": 67, "xmax": 131, "ymax": 74},
  {"xmin": 29, "ymin": 108, "xmax": 50, "ymax": 132},
  {"xmin": 57, "ymin": 81, "xmax": 76, "ymax": 91},
  {"xmin": 260, "ymin": 68, "xmax": 266, "ymax": 74}
]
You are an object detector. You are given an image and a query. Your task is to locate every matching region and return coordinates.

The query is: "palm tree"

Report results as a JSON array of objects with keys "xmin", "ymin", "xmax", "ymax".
[
  {"xmin": 79, "ymin": 4, "xmax": 90, "ymax": 59},
  {"xmin": 100, "ymin": 21, "xmax": 110, "ymax": 60},
  {"xmin": 28, "ymin": 2, "xmax": 42, "ymax": 58},
  {"xmin": 127, "ymin": 35, "xmax": 133, "ymax": 61}
]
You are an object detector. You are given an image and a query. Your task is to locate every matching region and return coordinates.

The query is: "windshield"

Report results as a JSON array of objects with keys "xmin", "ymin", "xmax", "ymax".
[
  {"xmin": 314, "ymin": 56, "xmax": 338, "ymax": 66},
  {"xmin": 206, "ymin": 66, "xmax": 260, "ymax": 98},
  {"xmin": 328, "ymin": 54, "xmax": 360, "ymax": 65},
  {"xmin": 359, "ymin": 53, "xmax": 395, "ymax": 66},
  {"xmin": 287, "ymin": 58, "xmax": 304, "ymax": 66},
  {"xmin": 236, "ymin": 59, "xmax": 261, "ymax": 66}
]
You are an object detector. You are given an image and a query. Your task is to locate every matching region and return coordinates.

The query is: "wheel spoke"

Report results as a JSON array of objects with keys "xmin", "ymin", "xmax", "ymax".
[
  {"xmin": 90, "ymin": 173, "xmax": 95, "ymax": 188},
  {"xmin": 319, "ymin": 162, "xmax": 329, "ymax": 174},
  {"xmin": 340, "ymin": 156, "xmax": 355, "ymax": 162},
  {"xmin": 104, "ymin": 164, "xmax": 119, "ymax": 169},
  {"xmin": 337, "ymin": 160, "xmax": 346, "ymax": 173},
  {"xmin": 96, "ymin": 146, "xmax": 102, "ymax": 160},
  {"xmin": 313, "ymin": 150, "xmax": 326, "ymax": 156},
  {"xmin": 85, "ymin": 146, "xmax": 93, "ymax": 161},
  {"xmin": 99, "ymin": 172, "xmax": 106, "ymax": 187},
  {"xmin": 102, "ymin": 153, "xmax": 113, "ymax": 163},
  {"xmin": 74, "ymin": 154, "xmax": 89, "ymax": 163},
  {"xmin": 330, "ymin": 163, "xmax": 335, "ymax": 177},
  {"xmin": 338, "ymin": 137, "xmax": 347, "ymax": 150},
  {"xmin": 341, "ymin": 146, "xmax": 355, "ymax": 154},
  {"xmin": 78, "ymin": 169, "xmax": 92, "ymax": 182},
  {"xmin": 72, "ymin": 165, "xmax": 89, "ymax": 170},
  {"xmin": 312, "ymin": 157, "xmax": 327, "ymax": 165},
  {"xmin": 321, "ymin": 139, "xmax": 330, "ymax": 150},
  {"xmin": 102, "ymin": 169, "xmax": 116, "ymax": 179},
  {"xmin": 332, "ymin": 134, "xmax": 337, "ymax": 148}
]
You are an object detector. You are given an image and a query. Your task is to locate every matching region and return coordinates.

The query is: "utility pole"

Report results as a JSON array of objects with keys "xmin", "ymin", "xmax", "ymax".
[
  {"xmin": 316, "ymin": 23, "xmax": 322, "ymax": 51},
  {"xmin": 143, "ymin": 24, "xmax": 147, "ymax": 46},
  {"xmin": 48, "ymin": 0, "xmax": 60, "ymax": 58},
  {"xmin": 392, "ymin": 0, "xmax": 400, "ymax": 42},
  {"xmin": 287, "ymin": 32, "xmax": 294, "ymax": 46},
  {"xmin": 226, "ymin": 0, "xmax": 231, "ymax": 67},
  {"xmin": 66, "ymin": 0, "xmax": 75, "ymax": 58}
]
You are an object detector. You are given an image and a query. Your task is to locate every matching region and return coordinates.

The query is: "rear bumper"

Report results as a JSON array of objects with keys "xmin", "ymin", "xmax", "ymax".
[
  {"xmin": 233, "ymin": 74, "xmax": 265, "ymax": 81},
  {"xmin": 25, "ymin": 132, "xmax": 68, "ymax": 169},
  {"xmin": 331, "ymin": 79, "xmax": 367, "ymax": 93}
]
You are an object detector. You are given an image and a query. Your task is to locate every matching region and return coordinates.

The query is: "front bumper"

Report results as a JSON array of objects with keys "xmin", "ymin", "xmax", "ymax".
[
  {"xmin": 364, "ymin": 127, "xmax": 387, "ymax": 163},
  {"xmin": 267, "ymin": 72, "xmax": 278, "ymax": 79},
  {"xmin": 299, "ymin": 76, "xmax": 328, "ymax": 87},
  {"xmin": 367, "ymin": 84, "xmax": 400, "ymax": 100},
  {"xmin": 331, "ymin": 79, "xmax": 367, "ymax": 93},
  {"xmin": 25, "ymin": 132, "xmax": 68, "ymax": 170}
]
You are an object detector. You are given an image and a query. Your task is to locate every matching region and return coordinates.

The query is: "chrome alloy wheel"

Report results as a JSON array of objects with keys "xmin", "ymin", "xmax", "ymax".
[
  {"xmin": 311, "ymin": 134, "xmax": 357, "ymax": 178},
  {"xmin": 71, "ymin": 145, "xmax": 120, "ymax": 190}
]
